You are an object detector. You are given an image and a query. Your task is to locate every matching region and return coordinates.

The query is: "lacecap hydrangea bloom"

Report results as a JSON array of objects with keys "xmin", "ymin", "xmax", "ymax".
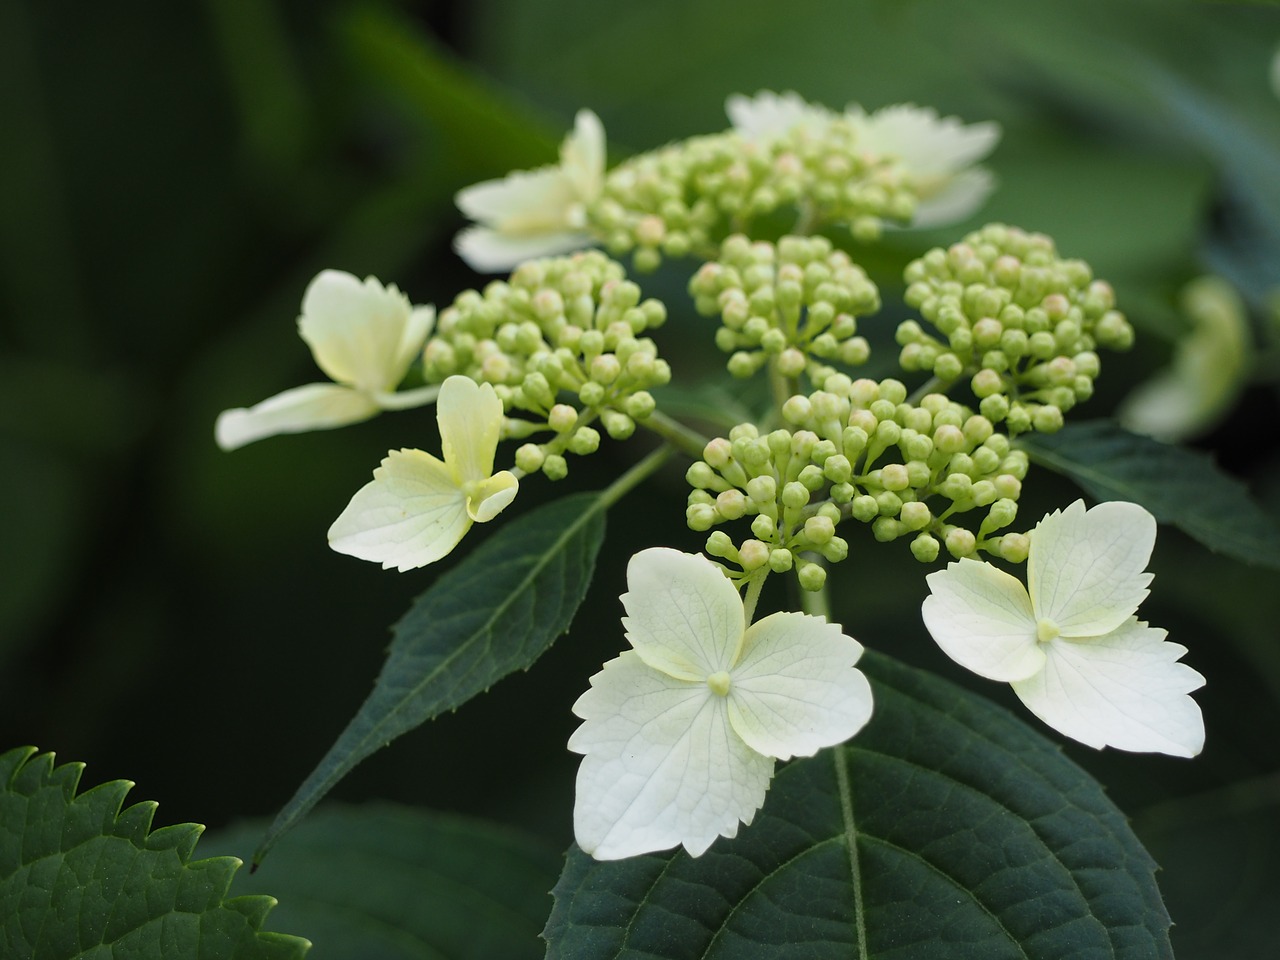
[
  {"xmin": 726, "ymin": 91, "xmax": 1000, "ymax": 228},
  {"xmin": 215, "ymin": 270, "xmax": 436, "ymax": 450},
  {"xmin": 327, "ymin": 375, "xmax": 518, "ymax": 571},
  {"xmin": 454, "ymin": 110, "xmax": 606, "ymax": 273},
  {"xmin": 570, "ymin": 548, "xmax": 873, "ymax": 859},
  {"xmin": 922, "ymin": 500, "xmax": 1205, "ymax": 757}
]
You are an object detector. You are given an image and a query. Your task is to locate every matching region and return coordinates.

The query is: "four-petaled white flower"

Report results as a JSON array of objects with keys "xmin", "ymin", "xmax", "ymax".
[
  {"xmin": 215, "ymin": 270, "xmax": 437, "ymax": 450},
  {"xmin": 570, "ymin": 548, "xmax": 874, "ymax": 860},
  {"xmin": 922, "ymin": 500, "xmax": 1205, "ymax": 757},
  {"xmin": 725, "ymin": 91, "xmax": 1000, "ymax": 228},
  {"xmin": 454, "ymin": 110, "xmax": 606, "ymax": 273},
  {"xmin": 327, "ymin": 375, "xmax": 518, "ymax": 572}
]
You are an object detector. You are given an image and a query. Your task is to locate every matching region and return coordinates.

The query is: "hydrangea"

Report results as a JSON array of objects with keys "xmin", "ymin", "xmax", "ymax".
[
  {"xmin": 215, "ymin": 270, "xmax": 436, "ymax": 450},
  {"xmin": 725, "ymin": 91, "xmax": 1000, "ymax": 228},
  {"xmin": 454, "ymin": 110, "xmax": 606, "ymax": 273},
  {"xmin": 570, "ymin": 548, "xmax": 873, "ymax": 859},
  {"xmin": 327, "ymin": 375, "xmax": 518, "ymax": 571},
  {"xmin": 922, "ymin": 500, "xmax": 1205, "ymax": 756}
]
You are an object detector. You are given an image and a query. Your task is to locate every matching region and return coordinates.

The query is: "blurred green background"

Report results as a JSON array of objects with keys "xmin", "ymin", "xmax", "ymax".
[{"xmin": 3, "ymin": 1, "xmax": 1279, "ymax": 956}]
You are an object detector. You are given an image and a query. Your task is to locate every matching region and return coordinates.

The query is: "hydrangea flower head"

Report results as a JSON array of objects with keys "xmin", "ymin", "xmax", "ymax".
[
  {"xmin": 570, "ymin": 548, "xmax": 873, "ymax": 860},
  {"xmin": 845, "ymin": 102, "xmax": 1000, "ymax": 227},
  {"xmin": 922, "ymin": 500, "xmax": 1204, "ymax": 757},
  {"xmin": 454, "ymin": 110, "xmax": 606, "ymax": 273},
  {"xmin": 327, "ymin": 375, "xmax": 518, "ymax": 571},
  {"xmin": 215, "ymin": 270, "xmax": 435, "ymax": 450}
]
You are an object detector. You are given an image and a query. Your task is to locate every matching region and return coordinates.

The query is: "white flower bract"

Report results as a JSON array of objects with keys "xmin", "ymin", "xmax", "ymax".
[
  {"xmin": 326, "ymin": 375, "xmax": 518, "ymax": 571},
  {"xmin": 725, "ymin": 91, "xmax": 1000, "ymax": 228},
  {"xmin": 569, "ymin": 548, "xmax": 873, "ymax": 860},
  {"xmin": 454, "ymin": 110, "xmax": 606, "ymax": 272},
  {"xmin": 215, "ymin": 270, "xmax": 436, "ymax": 450},
  {"xmin": 922, "ymin": 500, "xmax": 1205, "ymax": 757}
]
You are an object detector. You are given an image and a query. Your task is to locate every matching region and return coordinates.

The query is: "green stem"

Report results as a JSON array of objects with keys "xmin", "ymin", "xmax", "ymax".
[
  {"xmin": 595, "ymin": 444, "xmax": 673, "ymax": 511},
  {"xmin": 377, "ymin": 383, "xmax": 441, "ymax": 410},
  {"xmin": 801, "ymin": 575, "xmax": 831, "ymax": 620},
  {"xmin": 640, "ymin": 409, "xmax": 711, "ymax": 460},
  {"xmin": 741, "ymin": 568, "xmax": 768, "ymax": 625},
  {"xmin": 905, "ymin": 375, "xmax": 944, "ymax": 406}
]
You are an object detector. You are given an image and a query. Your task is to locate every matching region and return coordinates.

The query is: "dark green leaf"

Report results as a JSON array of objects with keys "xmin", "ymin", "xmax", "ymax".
[
  {"xmin": 0, "ymin": 746, "xmax": 309, "ymax": 959},
  {"xmin": 1019, "ymin": 419, "xmax": 1280, "ymax": 570},
  {"xmin": 256, "ymin": 492, "xmax": 607, "ymax": 864},
  {"xmin": 206, "ymin": 804, "xmax": 558, "ymax": 960},
  {"xmin": 545, "ymin": 653, "xmax": 1171, "ymax": 960}
]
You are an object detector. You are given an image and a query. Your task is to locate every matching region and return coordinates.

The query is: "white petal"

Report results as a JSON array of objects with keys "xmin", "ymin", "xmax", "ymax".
[
  {"xmin": 452, "ymin": 225, "xmax": 594, "ymax": 273},
  {"xmin": 922, "ymin": 559, "xmax": 1044, "ymax": 682},
  {"xmin": 910, "ymin": 168, "xmax": 996, "ymax": 228},
  {"xmin": 437, "ymin": 376, "xmax": 502, "ymax": 485},
  {"xmin": 467, "ymin": 471, "xmax": 519, "ymax": 523},
  {"xmin": 560, "ymin": 109, "xmax": 606, "ymax": 202},
  {"xmin": 1029, "ymin": 500, "xmax": 1156, "ymax": 638},
  {"xmin": 621, "ymin": 548, "xmax": 744, "ymax": 681},
  {"xmin": 298, "ymin": 270, "xmax": 428, "ymax": 393},
  {"xmin": 847, "ymin": 103, "xmax": 1000, "ymax": 175},
  {"xmin": 569, "ymin": 651, "xmax": 774, "ymax": 860},
  {"xmin": 1011, "ymin": 619, "xmax": 1206, "ymax": 757},
  {"xmin": 726, "ymin": 90, "xmax": 834, "ymax": 140},
  {"xmin": 727, "ymin": 613, "xmax": 873, "ymax": 760},
  {"xmin": 327, "ymin": 448, "xmax": 469, "ymax": 571},
  {"xmin": 455, "ymin": 167, "xmax": 578, "ymax": 232},
  {"xmin": 214, "ymin": 383, "xmax": 380, "ymax": 450}
]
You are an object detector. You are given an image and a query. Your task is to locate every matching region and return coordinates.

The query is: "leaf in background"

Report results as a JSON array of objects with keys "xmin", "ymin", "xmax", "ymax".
[
  {"xmin": 1018, "ymin": 419, "xmax": 1280, "ymax": 570},
  {"xmin": 545, "ymin": 653, "xmax": 1172, "ymax": 959},
  {"xmin": 255, "ymin": 492, "xmax": 608, "ymax": 865},
  {"xmin": 205, "ymin": 804, "xmax": 559, "ymax": 960},
  {"xmin": 0, "ymin": 746, "xmax": 309, "ymax": 959}
]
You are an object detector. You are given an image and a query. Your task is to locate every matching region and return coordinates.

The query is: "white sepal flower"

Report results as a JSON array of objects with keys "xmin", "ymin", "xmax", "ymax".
[
  {"xmin": 454, "ymin": 110, "xmax": 606, "ymax": 273},
  {"xmin": 327, "ymin": 375, "xmax": 518, "ymax": 572},
  {"xmin": 215, "ymin": 270, "xmax": 436, "ymax": 450},
  {"xmin": 570, "ymin": 548, "xmax": 873, "ymax": 860},
  {"xmin": 725, "ymin": 90, "xmax": 836, "ymax": 141},
  {"xmin": 922, "ymin": 500, "xmax": 1205, "ymax": 757},
  {"xmin": 845, "ymin": 103, "xmax": 1000, "ymax": 227}
]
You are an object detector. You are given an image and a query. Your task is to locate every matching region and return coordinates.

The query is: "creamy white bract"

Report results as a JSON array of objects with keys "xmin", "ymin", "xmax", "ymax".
[
  {"xmin": 327, "ymin": 376, "xmax": 518, "ymax": 572},
  {"xmin": 454, "ymin": 110, "xmax": 606, "ymax": 272},
  {"xmin": 922, "ymin": 500, "xmax": 1204, "ymax": 757},
  {"xmin": 215, "ymin": 270, "xmax": 436, "ymax": 450},
  {"xmin": 570, "ymin": 548, "xmax": 873, "ymax": 859}
]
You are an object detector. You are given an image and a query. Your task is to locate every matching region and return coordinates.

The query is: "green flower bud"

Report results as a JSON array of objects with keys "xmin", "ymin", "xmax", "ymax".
[
  {"xmin": 578, "ymin": 381, "xmax": 606, "ymax": 407},
  {"xmin": 998, "ymin": 532, "xmax": 1030, "ymax": 563},
  {"xmin": 543, "ymin": 453, "xmax": 568, "ymax": 481},
  {"xmin": 783, "ymin": 394, "xmax": 812, "ymax": 424},
  {"xmin": 739, "ymin": 539, "xmax": 771, "ymax": 570},
  {"xmin": 910, "ymin": 532, "xmax": 941, "ymax": 563},
  {"xmin": 686, "ymin": 461, "xmax": 722, "ymax": 490},
  {"xmin": 515, "ymin": 443, "xmax": 545, "ymax": 473},
  {"xmin": 933, "ymin": 424, "xmax": 966, "ymax": 455},
  {"xmin": 782, "ymin": 481, "xmax": 810, "ymax": 509},
  {"xmin": 797, "ymin": 560, "xmax": 827, "ymax": 591},
  {"xmin": 900, "ymin": 500, "xmax": 931, "ymax": 530},
  {"xmin": 548, "ymin": 404, "xmax": 579, "ymax": 433},
  {"xmin": 777, "ymin": 347, "xmax": 807, "ymax": 377},
  {"xmin": 851, "ymin": 494, "xmax": 879, "ymax": 522},
  {"xmin": 820, "ymin": 536, "xmax": 849, "ymax": 563},
  {"xmin": 873, "ymin": 516, "xmax": 905, "ymax": 542},
  {"xmin": 686, "ymin": 502, "xmax": 718, "ymax": 531},
  {"xmin": 716, "ymin": 489, "xmax": 747, "ymax": 520},
  {"xmin": 706, "ymin": 530, "xmax": 737, "ymax": 559},
  {"xmin": 1032, "ymin": 404, "xmax": 1064, "ymax": 433},
  {"xmin": 751, "ymin": 513, "xmax": 777, "ymax": 540},
  {"xmin": 798, "ymin": 464, "xmax": 826, "ymax": 491},
  {"xmin": 600, "ymin": 409, "xmax": 635, "ymax": 440},
  {"xmin": 880, "ymin": 462, "xmax": 910, "ymax": 491},
  {"xmin": 624, "ymin": 391, "xmax": 656, "ymax": 420},
  {"xmin": 569, "ymin": 426, "xmax": 600, "ymax": 456},
  {"xmin": 945, "ymin": 527, "xmax": 977, "ymax": 558},
  {"xmin": 983, "ymin": 497, "xmax": 1018, "ymax": 533},
  {"xmin": 768, "ymin": 547, "xmax": 794, "ymax": 573}
]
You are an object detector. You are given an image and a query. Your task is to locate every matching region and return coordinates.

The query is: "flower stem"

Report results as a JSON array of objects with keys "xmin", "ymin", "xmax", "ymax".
[
  {"xmin": 378, "ymin": 384, "xmax": 441, "ymax": 410},
  {"xmin": 595, "ymin": 444, "xmax": 673, "ymax": 511},
  {"xmin": 741, "ymin": 568, "xmax": 768, "ymax": 625},
  {"xmin": 640, "ymin": 410, "xmax": 711, "ymax": 460},
  {"xmin": 801, "ymin": 572, "xmax": 831, "ymax": 620}
]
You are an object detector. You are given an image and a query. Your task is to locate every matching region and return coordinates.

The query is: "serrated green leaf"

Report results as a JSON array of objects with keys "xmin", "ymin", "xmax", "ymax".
[
  {"xmin": 1018, "ymin": 419, "xmax": 1280, "ymax": 570},
  {"xmin": 545, "ymin": 653, "xmax": 1172, "ymax": 960},
  {"xmin": 0, "ymin": 746, "xmax": 310, "ymax": 960},
  {"xmin": 256, "ymin": 492, "xmax": 608, "ymax": 865},
  {"xmin": 205, "ymin": 804, "xmax": 559, "ymax": 960}
]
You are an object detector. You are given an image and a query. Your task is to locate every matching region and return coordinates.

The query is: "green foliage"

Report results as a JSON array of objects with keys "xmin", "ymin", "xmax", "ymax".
[
  {"xmin": 545, "ymin": 653, "xmax": 1171, "ymax": 960},
  {"xmin": 0, "ymin": 746, "xmax": 308, "ymax": 960},
  {"xmin": 255, "ymin": 492, "xmax": 608, "ymax": 864},
  {"xmin": 1019, "ymin": 419, "xmax": 1280, "ymax": 569},
  {"xmin": 206, "ymin": 804, "xmax": 558, "ymax": 960}
]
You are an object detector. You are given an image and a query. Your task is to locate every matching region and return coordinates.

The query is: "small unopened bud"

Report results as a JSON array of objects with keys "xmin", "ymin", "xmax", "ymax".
[
  {"xmin": 569, "ymin": 426, "xmax": 600, "ymax": 456},
  {"xmin": 739, "ymin": 539, "xmax": 770, "ymax": 570},
  {"xmin": 542, "ymin": 453, "xmax": 568, "ymax": 481},
  {"xmin": 706, "ymin": 530, "xmax": 736, "ymax": 559},
  {"xmin": 548, "ymin": 404, "xmax": 578, "ymax": 433},
  {"xmin": 768, "ymin": 547, "xmax": 794, "ymax": 572},
  {"xmin": 514, "ymin": 443, "xmax": 545, "ymax": 473},
  {"xmin": 900, "ymin": 501, "xmax": 931, "ymax": 530},
  {"xmin": 797, "ymin": 560, "xmax": 827, "ymax": 591},
  {"xmin": 716, "ymin": 489, "xmax": 748, "ymax": 520},
  {"xmin": 945, "ymin": 527, "xmax": 977, "ymax": 558},
  {"xmin": 804, "ymin": 515, "xmax": 835, "ymax": 544},
  {"xmin": 910, "ymin": 532, "xmax": 940, "ymax": 563},
  {"xmin": 999, "ymin": 532, "xmax": 1031, "ymax": 563}
]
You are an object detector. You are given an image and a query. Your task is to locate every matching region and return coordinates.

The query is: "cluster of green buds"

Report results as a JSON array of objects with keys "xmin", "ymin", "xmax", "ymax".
[
  {"xmin": 689, "ymin": 235, "xmax": 880, "ymax": 379},
  {"xmin": 422, "ymin": 251, "xmax": 671, "ymax": 480},
  {"xmin": 586, "ymin": 122, "xmax": 919, "ymax": 271},
  {"xmin": 898, "ymin": 223, "xmax": 1134, "ymax": 435},
  {"xmin": 686, "ymin": 374, "xmax": 1033, "ymax": 583}
]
